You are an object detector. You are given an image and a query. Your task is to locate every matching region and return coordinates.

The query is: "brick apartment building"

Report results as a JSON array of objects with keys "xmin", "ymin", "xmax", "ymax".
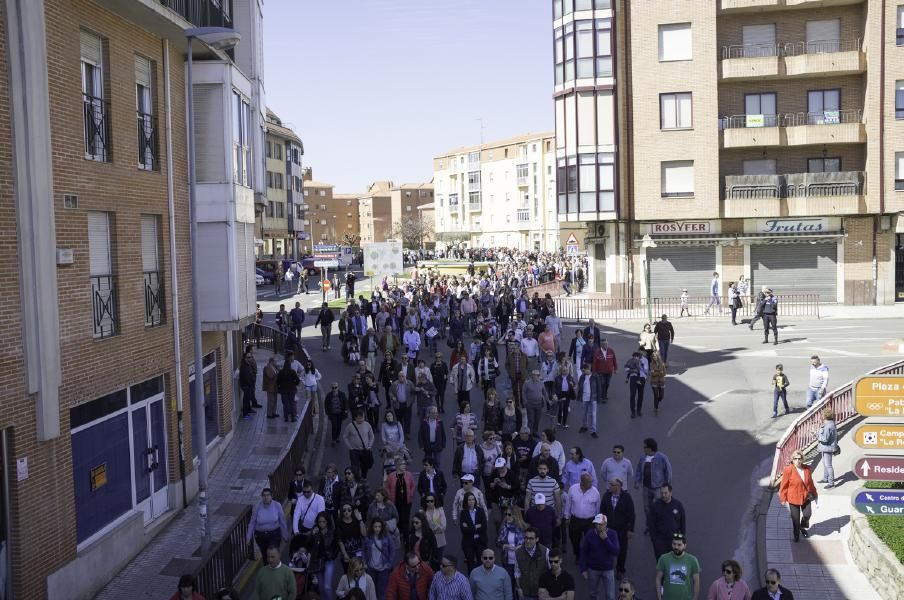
[
  {"xmin": 553, "ymin": 0, "xmax": 904, "ymax": 303},
  {"xmin": 0, "ymin": 0, "xmax": 262, "ymax": 597},
  {"xmin": 261, "ymin": 108, "xmax": 304, "ymax": 260},
  {"xmin": 299, "ymin": 168, "xmax": 362, "ymax": 251}
]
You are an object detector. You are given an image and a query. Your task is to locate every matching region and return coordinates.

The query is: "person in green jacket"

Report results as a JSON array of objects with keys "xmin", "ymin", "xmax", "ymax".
[{"xmin": 254, "ymin": 546, "xmax": 297, "ymax": 600}]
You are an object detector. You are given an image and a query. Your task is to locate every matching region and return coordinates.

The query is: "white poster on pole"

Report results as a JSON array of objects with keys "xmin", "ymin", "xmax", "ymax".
[{"xmin": 364, "ymin": 241, "xmax": 404, "ymax": 278}]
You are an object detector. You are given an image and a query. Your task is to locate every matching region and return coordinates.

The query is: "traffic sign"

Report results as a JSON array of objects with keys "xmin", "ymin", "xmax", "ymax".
[
  {"xmin": 854, "ymin": 456, "xmax": 904, "ymax": 481},
  {"xmin": 314, "ymin": 253, "xmax": 339, "ymax": 260},
  {"xmin": 314, "ymin": 244, "xmax": 339, "ymax": 253},
  {"xmin": 314, "ymin": 260, "xmax": 339, "ymax": 268},
  {"xmin": 322, "ymin": 280, "xmax": 332, "ymax": 291},
  {"xmin": 566, "ymin": 233, "xmax": 578, "ymax": 245},
  {"xmin": 853, "ymin": 423, "xmax": 904, "ymax": 449},
  {"xmin": 852, "ymin": 488, "xmax": 904, "ymax": 516},
  {"xmin": 854, "ymin": 376, "xmax": 904, "ymax": 417}
]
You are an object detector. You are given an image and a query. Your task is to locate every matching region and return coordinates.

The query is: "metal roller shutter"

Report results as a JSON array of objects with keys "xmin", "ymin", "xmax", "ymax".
[
  {"xmin": 647, "ymin": 246, "xmax": 716, "ymax": 298},
  {"xmin": 751, "ymin": 243, "xmax": 837, "ymax": 301}
]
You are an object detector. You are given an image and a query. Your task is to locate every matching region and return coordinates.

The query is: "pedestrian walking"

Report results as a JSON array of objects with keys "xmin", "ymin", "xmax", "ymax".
[
  {"xmin": 522, "ymin": 370, "xmax": 550, "ymax": 437},
  {"xmin": 679, "ymin": 289, "xmax": 690, "ymax": 318},
  {"xmin": 451, "ymin": 356, "xmax": 477, "ymax": 412},
  {"xmin": 254, "ymin": 546, "xmax": 297, "ymax": 600},
  {"xmin": 649, "ymin": 352, "xmax": 667, "ymax": 416},
  {"xmin": 169, "ymin": 574, "xmax": 205, "ymax": 600},
  {"xmin": 761, "ymin": 289, "xmax": 778, "ymax": 344},
  {"xmin": 263, "ymin": 356, "xmax": 280, "ymax": 419},
  {"xmin": 806, "ymin": 355, "xmax": 829, "ymax": 408},
  {"xmin": 428, "ymin": 555, "xmax": 472, "ymax": 600},
  {"xmin": 655, "ymin": 533, "xmax": 700, "ymax": 600},
  {"xmin": 624, "ymin": 352, "xmax": 647, "ymax": 419},
  {"xmin": 579, "ymin": 514, "xmax": 619, "ymax": 600},
  {"xmin": 706, "ymin": 559, "xmax": 751, "ymax": 600},
  {"xmin": 303, "ymin": 360, "xmax": 323, "ymax": 415},
  {"xmin": 247, "ymin": 487, "xmax": 290, "ymax": 562},
  {"xmin": 751, "ymin": 569, "xmax": 794, "ymax": 600},
  {"xmin": 315, "ymin": 302, "xmax": 336, "ymax": 351},
  {"xmin": 728, "ymin": 282, "xmax": 743, "ymax": 326},
  {"xmin": 704, "ymin": 272, "xmax": 721, "ymax": 315},
  {"xmin": 239, "ymin": 350, "xmax": 259, "ymax": 418},
  {"xmin": 290, "ymin": 301, "xmax": 305, "ymax": 338},
  {"xmin": 343, "ymin": 410, "xmax": 375, "ymax": 480},
  {"xmin": 638, "ymin": 324, "xmax": 656, "ymax": 361},
  {"xmin": 748, "ymin": 287, "xmax": 767, "ymax": 330},
  {"xmin": 779, "ymin": 450, "xmax": 818, "ymax": 542},
  {"xmin": 563, "ymin": 473, "xmax": 600, "ymax": 559},
  {"xmin": 577, "ymin": 364, "xmax": 599, "ymax": 438},
  {"xmin": 277, "ymin": 359, "xmax": 301, "ymax": 423},
  {"xmin": 592, "ymin": 339, "xmax": 617, "ymax": 403},
  {"xmin": 652, "ymin": 315, "xmax": 674, "ymax": 364},
  {"xmin": 460, "ymin": 493, "xmax": 489, "ymax": 574},
  {"xmin": 469, "ymin": 549, "xmax": 512, "ymax": 600},
  {"xmin": 633, "ymin": 438, "xmax": 672, "ymax": 534},
  {"xmin": 326, "ymin": 382, "xmax": 349, "ymax": 445},
  {"xmin": 816, "ymin": 408, "xmax": 838, "ymax": 488},
  {"xmin": 600, "ymin": 477, "xmax": 634, "ymax": 580},
  {"xmin": 386, "ymin": 552, "xmax": 434, "ymax": 600},
  {"xmin": 771, "ymin": 364, "xmax": 790, "ymax": 418},
  {"xmin": 537, "ymin": 550, "xmax": 575, "ymax": 600},
  {"xmin": 648, "ymin": 484, "xmax": 686, "ymax": 560}
]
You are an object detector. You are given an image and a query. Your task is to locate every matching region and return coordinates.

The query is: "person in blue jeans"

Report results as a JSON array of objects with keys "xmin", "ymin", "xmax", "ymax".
[
  {"xmin": 771, "ymin": 364, "xmax": 790, "ymax": 418},
  {"xmin": 704, "ymin": 272, "xmax": 721, "ymax": 315},
  {"xmin": 579, "ymin": 514, "xmax": 620, "ymax": 600}
]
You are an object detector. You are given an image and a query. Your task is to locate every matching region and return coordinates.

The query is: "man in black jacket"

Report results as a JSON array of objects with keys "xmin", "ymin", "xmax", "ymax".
[
  {"xmin": 429, "ymin": 352, "xmax": 450, "ymax": 414},
  {"xmin": 313, "ymin": 302, "xmax": 335, "ymax": 351},
  {"xmin": 324, "ymin": 382, "xmax": 348, "ymax": 446},
  {"xmin": 239, "ymin": 351, "xmax": 258, "ymax": 417},
  {"xmin": 649, "ymin": 483, "xmax": 686, "ymax": 560},
  {"xmin": 417, "ymin": 457, "xmax": 448, "ymax": 508},
  {"xmin": 752, "ymin": 569, "xmax": 794, "ymax": 600},
  {"xmin": 600, "ymin": 477, "xmax": 635, "ymax": 579}
]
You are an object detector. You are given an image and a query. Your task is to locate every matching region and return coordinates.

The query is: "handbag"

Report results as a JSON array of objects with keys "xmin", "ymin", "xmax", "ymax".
[{"xmin": 833, "ymin": 445, "xmax": 841, "ymax": 456}]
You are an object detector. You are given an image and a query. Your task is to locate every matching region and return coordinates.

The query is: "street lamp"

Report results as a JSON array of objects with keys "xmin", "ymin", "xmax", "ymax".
[{"xmin": 185, "ymin": 26, "xmax": 241, "ymax": 556}]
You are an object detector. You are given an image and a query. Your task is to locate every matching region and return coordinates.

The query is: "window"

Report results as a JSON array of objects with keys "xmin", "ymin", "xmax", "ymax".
[
  {"xmin": 266, "ymin": 201, "xmax": 274, "ymax": 217},
  {"xmin": 275, "ymin": 173, "xmax": 283, "ymax": 189},
  {"xmin": 304, "ymin": 189, "xmax": 310, "ymax": 196},
  {"xmin": 596, "ymin": 19, "xmax": 612, "ymax": 76},
  {"xmin": 406, "ymin": 205, "xmax": 412, "ymax": 212},
  {"xmin": 897, "ymin": 81, "xmax": 904, "ymax": 119},
  {"xmin": 744, "ymin": 92, "xmax": 778, "ymax": 126},
  {"xmin": 659, "ymin": 23, "xmax": 692, "ymax": 61},
  {"xmin": 660, "ymin": 93, "xmax": 692, "ymax": 129},
  {"xmin": 805, "ymin": 19, "xmax": 841, "ymax": 53},
  {"xmin": 346, "ymin": 199, "xmax": 353, "ymax": 206},
  {"xmin": 232, "ymin": 91, "xmax": 252, "ymax": 186},
  {"xmin": 897, "ymin": 152, "xmax": 904, "ymax": 190},
  {"xmin": 81, "ymin": 30, "xmax": 109, "ymax": 161},
  {"xmin": 275, "ymin": 203, "xmax": 284, "ymax": 218},
  {"xmin": 405, "ymin": 191, "xmax": 412, "ymax": 198},
  {"xmin": 135, "ymin": 55, "xmax": 156, "ymax": 170},
  {"xmin": 88, "ymin": 211, "xmax": 116, "ymax": 338},
  {"xmin": 564, "ymin": 23, "xmax": 574, "ymax": 82},
  {"xmin": 266, "ymin": 141, "xmax": 272, "ymax": 158},
  {"xmin": 266, "ymin": 171, "xmax": 273, "ymax": 188},
  {"xmin": 742, "ymin": 160, "xmax": 777, "ymax": 175},
  {"xmin": 576, "ymin": 20, "xmax": 594, "ymax": 78},
  {"xmin": 807, "ymin": 89, "xmax": 840, "ymax": 124},
  {"xmin": 899, "ymin": 6, "xmax": 904, "ymax": 45},
  {"xmin": 661, "ymin": 161, "xmax": 694, "ymax": 197},
  {"xmin": 319, "ymin": 204, "xmax": 326, "ymax": 210},
  {"xmin": 742, "ymin": 24, "xmax": 776, "ymax": 58},
  {"xmin": 346, "ymin": 212, "xmax": 353, "ymax": 217},
  {"xmin": 468, "ymin": 171, "xmax": 481, "ymax": 191},
  {"xmin": 274, "ymin": 143, "xmax": 282, "ymax": 160},
  {"xmin": 141, "ymin": 215, "xmax": 163, "ymax": 327},
  {"xmin": 319, "ymin": 190, "xmax": 326, "ymax": 196},
  {"xmin": 808, "ymin": 157, "xmax": 841, "ymax": 173},
  {"xmin": 319, "ymin": 219, "xmax": 327, "ymax": 225}
]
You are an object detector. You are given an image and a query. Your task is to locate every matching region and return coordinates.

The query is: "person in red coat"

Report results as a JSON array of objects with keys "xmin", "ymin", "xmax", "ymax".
[
  {"xmin": 385, "ymin": 460, "xmax": 417, "ymax": 541},
  {"xmin": 385, "ymin": 552, "xmax": 434, "ymax": 600},
  {"xmin": 779, "ymin": 450, "xmax": 818, "ymax": 542},
  {"xmin": 591, "ymin": 340, "xmax": 618, "ymax": 403}
]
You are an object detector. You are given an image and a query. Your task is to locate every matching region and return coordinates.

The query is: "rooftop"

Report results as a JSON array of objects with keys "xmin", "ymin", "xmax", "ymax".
[{"xmin": 434, "ymin": 131, "xmax": 555, "ymax": 159}]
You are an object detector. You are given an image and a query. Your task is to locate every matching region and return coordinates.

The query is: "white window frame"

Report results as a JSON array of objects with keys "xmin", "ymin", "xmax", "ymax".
[
  {"xmin": 660, "ymin": 92, "xmax": 693, "ymax": 130},
  {"xmin": 658, "ymin": 23, "xmax": 692, "ymax": 62},
  {"xmin": 661, "ymin": 161, "xmax": 695, "ymax": 197}
]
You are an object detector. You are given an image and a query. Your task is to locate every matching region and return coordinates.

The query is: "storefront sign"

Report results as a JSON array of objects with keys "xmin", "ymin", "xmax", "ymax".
[
  {"xmin": 90, "ymin": 463, "xmax": 107, "ymax": 491},
  {"xmin": 650, "ymin": 222, "xmax": 711, "ymax": 235},
  {"xmin": 757, "ymin": 218, "xmax": 829, "ymax": 234}
]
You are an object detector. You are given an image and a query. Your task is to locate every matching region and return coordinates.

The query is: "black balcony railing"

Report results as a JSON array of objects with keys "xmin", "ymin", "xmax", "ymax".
[
  {"xmin": 160, "ymin": 0, "xmax": 233, "ymax": 28},
  {"xmin": 137, "ymin": 111, "xmax": 158, "ymax": 171},
  {"xmin": 144, "ymin": 271, "xmax": 164, "ymax": 327},
  {"xmin": 721, "ymin": 38, "xmax": 862, "ymax": 59},
  {"xmin": 84, "ymin": 94, "xmax": 111, "ymax": 162},
  {"xmin": 724, "ymin": 171, "xmax": 864, "ymax": 200},
  {"xmin": 91, "ymin": 275, "xmax": 118, "ymax": 338},
  {"xmin": 719, "ymin": 109, "xmax": 862, "ymax": 130}
]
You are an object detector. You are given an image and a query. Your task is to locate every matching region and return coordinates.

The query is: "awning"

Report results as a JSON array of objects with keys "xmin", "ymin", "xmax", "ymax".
[{"xmin": 634, "ymin": 231, "xmax": 844, "ymax": 247}]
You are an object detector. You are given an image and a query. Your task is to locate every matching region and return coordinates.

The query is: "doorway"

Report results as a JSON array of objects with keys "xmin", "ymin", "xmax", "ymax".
[{"xmin": 131, "ymin": 398, "xmax": 168, "ymax": 523}]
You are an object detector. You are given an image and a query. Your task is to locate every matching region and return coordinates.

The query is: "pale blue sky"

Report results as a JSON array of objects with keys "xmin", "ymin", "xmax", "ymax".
[{"xmin": 263, "ymin": 0, "xmax": 553, "ymax": 193}]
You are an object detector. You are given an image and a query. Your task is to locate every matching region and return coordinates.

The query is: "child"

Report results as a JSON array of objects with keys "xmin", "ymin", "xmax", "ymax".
[
  {"xmin": 288, "ymin": 544, "xmax": 310, "ymax": 595},
  {"xmin": 680, "ymin": 288, "xmax": 690, "ymax": 317},
  {"xmin": 345, "ymin": 335, "xmax": 361, "ymax": 364},
  {"xmin": 771, "ymin": 363, "xmax": 790, "ymax": 417}
]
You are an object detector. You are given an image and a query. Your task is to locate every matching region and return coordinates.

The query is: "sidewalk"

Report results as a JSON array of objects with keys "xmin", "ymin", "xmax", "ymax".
[
  {"xmin": 763, "ymin": 429, "xmax": 881, "ymax": 600},
  {"xmin": 95, "ymin": 348, "xmax": 302, "ymax": 600}
]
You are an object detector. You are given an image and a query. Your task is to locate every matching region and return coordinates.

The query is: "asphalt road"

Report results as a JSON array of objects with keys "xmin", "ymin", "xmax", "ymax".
[{"xmin": 259, "ymin": 290, "xmax": 904, "ymax": 597}]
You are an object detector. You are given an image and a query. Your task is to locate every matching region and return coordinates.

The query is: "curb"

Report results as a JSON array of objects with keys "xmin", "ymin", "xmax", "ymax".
[{"xmin": 755, "ymin": 484, "xmax": 775, "ymax": 581}]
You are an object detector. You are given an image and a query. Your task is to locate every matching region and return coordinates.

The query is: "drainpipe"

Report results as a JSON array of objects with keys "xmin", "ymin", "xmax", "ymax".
[
  {"xmin": 623, "ymin": 0, "xmax": 636, "ymax": 298},
  {"xmin": 162, "ymin": 39, "xmax": 188, "ymax": 509},
  {"xmin": 875, "ymin": 0, "xmax": 886, "ymax": 305}
]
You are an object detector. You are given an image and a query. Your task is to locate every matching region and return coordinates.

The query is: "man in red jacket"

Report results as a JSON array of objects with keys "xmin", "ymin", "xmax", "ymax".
[
  {"xmin": 592, "ymin": 339, "xmax": 618, "ymax": 403},
  {"xmin": 386, "ymin": 552, "xmax": 434, "ymax": 600}
]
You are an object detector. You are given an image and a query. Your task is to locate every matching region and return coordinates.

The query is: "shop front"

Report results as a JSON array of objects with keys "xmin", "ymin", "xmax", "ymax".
[{"xmin": 639, "ymin": 221, "xmax": 719, "ymax": 299}]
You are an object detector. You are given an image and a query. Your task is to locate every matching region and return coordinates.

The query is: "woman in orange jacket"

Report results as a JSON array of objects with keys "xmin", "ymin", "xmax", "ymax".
[{"xmin": 779, "ymin": 450, "xmax": 818, "ymax": 542}]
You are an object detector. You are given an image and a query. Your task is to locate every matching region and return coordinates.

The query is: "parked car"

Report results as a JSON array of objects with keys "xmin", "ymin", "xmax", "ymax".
[
  {"xmin": 255, "ymin": 266, "xmax": 273, "ymax": 284},
  {"xmin": 255, "ymin": 271, "xmax": 265, "ymax": 286}
]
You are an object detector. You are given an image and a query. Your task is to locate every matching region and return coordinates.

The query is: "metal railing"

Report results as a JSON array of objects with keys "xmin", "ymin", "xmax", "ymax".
[
  {"xmin": 268, "ymin": 392, "xmax": 316, "ymax": 503},
  {"xmin": 91, "ymin": 275, "xmax": 118, "ymax": 338},
  {"xmin": 137, "ymin": 111, "xmax": 158, "ymax": 171},
  {"xmin": 721, "ymin": 38, "xmax": 862, "ymax": 59},
  {"xmin": 719, "ymin": 109, "xmax": 862, "ymax": 130},
  {"xmin": 554, "ymin": 294, "xmax": 820, "ymax": 323},
  {"xmin": 523, "ymin": 279, "xmax": 568, "ymax": 298},
  {"xmin": 160, "ymin": 0, "xmax": 233, "ymax": 28},
  {"xmin": 517, "ymin": 208, "xmax": 530, "ymax": 222},
  {"xmin": 144, "ymin": 271, "xmax": 165, "ymax": 327},
  {"xmin": 468, "ymin": 202, "xmax": 482, "ymax": 212},
  {"xmin": 84, "ymin": 94, "xmax": 111, "ymax": 162},
  {"xmin": 769, "ymin": 359, "xmax": 904, "ymax": 486},
  {"xmin": 725, "ymin": 171, "xmax": 864, "ymax": 200},
  {"xmin": 190, "ymin": 506, "xmax": 251, "ymax": 599}
]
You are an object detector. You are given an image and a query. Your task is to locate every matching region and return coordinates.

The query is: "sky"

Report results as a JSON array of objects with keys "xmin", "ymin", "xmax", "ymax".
[{"xmin": 263, "ymin": 0, "xmax": 553, "ymax": 193}]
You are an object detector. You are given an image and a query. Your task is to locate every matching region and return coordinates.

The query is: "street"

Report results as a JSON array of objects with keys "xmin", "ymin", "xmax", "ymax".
[{"xmin": 268, "ymin": 302, "xmax": 904, "ymax": 598}]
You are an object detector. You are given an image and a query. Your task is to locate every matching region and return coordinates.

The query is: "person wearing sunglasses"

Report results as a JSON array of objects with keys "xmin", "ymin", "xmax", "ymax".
[
  {"xmin": 751, "ymin": 569, "xmax": 793, "ymax": 600},
  {"xmin": 469, "ymin": 549, "xmax": 513, "ymax": 600},
  {"xmin": 616, "ymin": 579, "xmax": 636, "ymax": 600},
  {"xmin": 427, "ymin": 555, "xmax": 471, "ymax": 599},
  {"xmin": 706, "ymin": 559, "xmax": 751, "ymax": 600},
  {"xmin": 386, "ymin": 551, "xmax": 433, "ymax": 600},
  {"xmin": 538, "ymin": 550, "xmax": 575, "ymax": 600}
]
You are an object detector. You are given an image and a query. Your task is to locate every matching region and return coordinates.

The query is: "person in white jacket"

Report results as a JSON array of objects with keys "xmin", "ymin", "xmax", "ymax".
[
  {"xmin": 402, "ymin": 326, "xmax": 421, "ymax": 361},
  {"xmin": 806, "ymin": 355, "xmax": 829, "ymax": 408},
  {"xmin": 450, "ymin": 355, "xmax": 476, "ymax": 411}
]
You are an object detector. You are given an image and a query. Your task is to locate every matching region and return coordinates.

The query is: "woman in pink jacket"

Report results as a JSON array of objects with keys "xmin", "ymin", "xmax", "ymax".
[
  {"xmin": 384, "ymin": 460, "xmax": 416, "ymax": 543},
  {"xmin": 706, "ymin": 559, "xmax": 751, "ymax": 600}
]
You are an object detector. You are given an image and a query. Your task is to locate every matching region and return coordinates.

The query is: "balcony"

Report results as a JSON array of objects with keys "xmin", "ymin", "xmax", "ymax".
[
  {"xmin": 144, "ymin": 271, "xmax": 164, "ymax": 327},
  {"xmin": 160, "ymin": 0, "xmax": 233, "ymax": 28},
  {"xmin": 719, "ymin": 0, "xmax": 864, "ymax": 13},
  {"xmin": 517, "ymin": 208, "xmax": 530, "ymax": 223},
  {"xmin": 468, "ymin": 201, "xmax": 482, "ymax": 212},
  {"xmin": 516, "ymin": 163, "xmax": 529, "ymax": 187},
  {"xmin": 137, "ymin": 111, "xmax": 158, "ymax": 171},
  {"xmin": 91, "ymin": 275, "xmax": 118, "ymax": 339},
  {"xmin": 84, "ymin": 94, "xmax": 111, "ymax": 162},
  {"xmin": 723, "ymin": 171, "xmax": 864, "ymax": 217},
  {"xmin": 720, "ymin": 110, "xmax": 864, "ymax": 148},
  {"xmin": 721, "ymin": 39, "xmax": 864, "ymax": 81}
]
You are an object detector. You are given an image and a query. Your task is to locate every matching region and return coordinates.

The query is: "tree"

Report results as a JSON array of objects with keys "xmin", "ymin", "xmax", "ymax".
[
  {"xmin": 384, "ymin": 216, "xmax": 432, "ymax": 249},
  {"xmin": 434, "ymin": 231, "xmax": 469, "ymax": 251}
]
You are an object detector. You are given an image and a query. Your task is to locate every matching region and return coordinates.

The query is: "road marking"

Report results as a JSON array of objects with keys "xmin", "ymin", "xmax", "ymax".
[
  {"xmin": 736, "ymin": 350, "xmax": 776, "ymax": 357},
  {"xmin": 809, "ymin": 346, "xmax": 867, "ymax": 357},
  {"xmin": 668, "ymin": 389, "xmax": 738, "ymax": 437}
]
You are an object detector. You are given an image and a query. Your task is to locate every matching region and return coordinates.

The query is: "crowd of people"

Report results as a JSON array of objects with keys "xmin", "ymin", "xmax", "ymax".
[{"xmin": 232, "ymin": 249, "xmax": 805, "ymax": 600}]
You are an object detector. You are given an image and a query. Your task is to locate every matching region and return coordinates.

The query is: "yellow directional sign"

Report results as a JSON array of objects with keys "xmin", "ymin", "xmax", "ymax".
[
  {"xmin": 854, "ymin": 376, "xmax": 904, "ymax": 417},
  {"xmin": 854, "ymin": 423, "xmax": 904, "ymax": 450}
]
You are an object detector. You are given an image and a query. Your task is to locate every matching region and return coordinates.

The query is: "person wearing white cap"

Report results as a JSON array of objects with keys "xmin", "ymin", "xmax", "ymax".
[
  {"xmin": 451, "ymin": 474, "xmax": 488, "ymax": 525},
  {"xmin": 489, "ymin": 457, "xmax": 518, "ymax": 511},
  {"xmin": 524, "ymin": 492, "xmax": 557, "ymax": 549},
  {"xmin": 580, "ymin": 514, "xmax": 620, "ymax": 600}
]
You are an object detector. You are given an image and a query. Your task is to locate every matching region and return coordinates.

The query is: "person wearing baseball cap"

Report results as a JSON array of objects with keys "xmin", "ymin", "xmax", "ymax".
[
  {"xmin": 580, "ymin": 514, "xmax": 620, "ymax": 600},
  {"xmin": 451, "ymin": 473, "xmax": 487, "ymax": 525},
  {"xmin": 490, "ymin": 457, "xmax": 518, "ymax": 508},
  {"xmin": 524, "ymin": 491, "xmax": 556, "ymax": 549}
]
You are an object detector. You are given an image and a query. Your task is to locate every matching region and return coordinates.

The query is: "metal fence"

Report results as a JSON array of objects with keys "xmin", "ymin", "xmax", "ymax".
[
  {"xmin": 554, "ymin": 294, "xmax": 820, "ymax": 322},
  {"xmin": 721, "ymin": 38, "xmax": 861, "ymax": 59},
  {"xmin": 769, "ymin": 359, "xmax": 904, "ymax": 485},
  {"xmin": 524, "ymin": 280, "xmax": 568, "ymax": 299},
  {"xmin": 191, "ymin": 506, "xmax": 252, "ymax": 599}
]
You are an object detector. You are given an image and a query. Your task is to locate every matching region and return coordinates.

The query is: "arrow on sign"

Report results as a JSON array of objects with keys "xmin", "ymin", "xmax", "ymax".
[
  {"xmin": 866, "ymin": 493, "xmax": 875, "ymax": 502},
  {"xmin": 867, "ymin": 506, "xmax": 875, "ymax": 514},
  {"xmin": 860, "ymin": 460, "xmax": 871, "ymax": 477}
]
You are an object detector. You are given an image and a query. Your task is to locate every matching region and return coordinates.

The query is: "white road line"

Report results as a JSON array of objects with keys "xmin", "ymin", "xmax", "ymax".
[
  {"xmin": 808, "ymin": 347, "xmax": 867, "ymax": 357},
  {"xmin": 668, "ymin": 388, "xmax": 738, "ymax": 437}
]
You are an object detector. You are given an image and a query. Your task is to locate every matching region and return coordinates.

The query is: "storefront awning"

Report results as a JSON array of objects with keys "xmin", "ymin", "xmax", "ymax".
[{"xmin": 634, "ymin": 231, "xmax": 844, "ymax": 247}]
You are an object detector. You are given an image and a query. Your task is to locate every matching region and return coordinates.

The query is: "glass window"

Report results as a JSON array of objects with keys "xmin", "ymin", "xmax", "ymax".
[
  {"xmin": 744, "ymin": 92, "xmax": 777, "ymax": 126},
  {"xmin": 232, "ymin": 91, "xmax": 252, "ymax": 187},
  {"xmin": 660, "ymin": 93, "xmax": 692, "ymax": 129},
  {"xmin": 576, "ymin": 21, "xmax": 594, "ymax": 78},
  {"xmin": 576, "ymin": 0, "xmax": 592, "ymax": 9},
  {"xmin": 808, "ymin": 158, "xmax": 841, "ymax": 173},
  {"xmin": 897, "ymin": 152, "xmax": 904, "ymax": 189},
  {"xmin": 742, "ymin": 160, "xmax": 777, "ymax": 175},
  {"xmin": 596, "ymin": 19, "xmax": 612, "ymax": 76},
  {"xmin": 564, "ymin": 23, "xmax": 575, "ymax": 82},
  {"xmin": 578, "ymin": 153, "xmax": 596, "ymax": 212},
  {"xmin": 896, "ymin": 81, "xmax": 904, "ymax": 119},
  {"xmin": 742, "ymin": 24, "xmax": 776, "ymax": 58},
  {"xmin": 807, "ymin": 89, "xmax": 840, "ymax": 124},
  {"xmin": 661, "ymin": 161, "xmax": 694, "ymax": 196},
  {"xmin": 659, "ymin": 23, "xmax": 692, "ymax": 61}
]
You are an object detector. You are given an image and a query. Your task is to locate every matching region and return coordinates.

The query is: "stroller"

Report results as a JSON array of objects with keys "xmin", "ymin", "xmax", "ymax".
[{"xmin": 287, "ymin": 542, "xmax": 311, "ymax": 596}]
